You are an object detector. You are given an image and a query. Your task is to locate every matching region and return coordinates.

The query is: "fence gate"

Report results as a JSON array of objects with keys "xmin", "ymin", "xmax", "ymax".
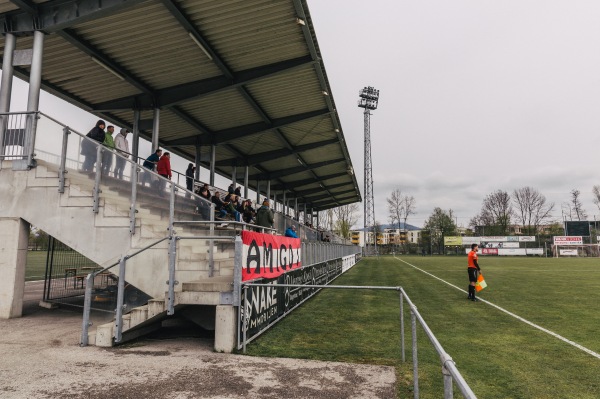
[{"xmin": 41, "ymin": 236, "xmax": 133, "ymax": 312}]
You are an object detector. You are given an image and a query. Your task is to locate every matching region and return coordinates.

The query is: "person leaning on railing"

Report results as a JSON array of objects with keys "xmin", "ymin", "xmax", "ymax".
[
  {"xmin": 256, "ymin": 199, "xmax": 274, "ymax": 229},
  {"xmin": 141, "ymin": 148, "xmax": 162, "ymax": 187},
  {"xmin": 81, "ymin": 120, "xmax": 106, "ymax": 172},
  {"xmin": 156, "ymin": 152, "xmax": 172, "ymax": 194},
  {"xmin": 113, "ymin": 128, "xmax": 130, "ymax": 179}
]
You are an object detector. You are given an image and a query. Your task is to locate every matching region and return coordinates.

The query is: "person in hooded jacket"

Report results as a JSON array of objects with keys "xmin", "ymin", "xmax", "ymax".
[
  {"xmin": 156, "ymin": 152, "xmax": 172, "ymax": 194},
  {"xmin": 256, "ymin": 199, "xmax": 274, "ymax": 230},
  {"xmin": 81, "ymin": 120, "xmax": 106, "ymax": 171}
]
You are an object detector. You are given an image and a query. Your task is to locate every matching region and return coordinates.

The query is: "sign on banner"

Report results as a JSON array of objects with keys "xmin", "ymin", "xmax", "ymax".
[
  {"xmin": 519, "ymin": 236, "xmax": 536, "ymax": 242},
  {"xmin": 498, "ymin": 248, "xmax": 527, "ymax": 256},
  {"xmin": 526, "ymin": 248, "xmax": 544, "ymax": 255},
  {"xmin": 444, "ymin": 236, "xmax": 463, "ymax": 246},
  {"xmin": 503, "ymin": 242, "xmax": 520, "ymax": 248},
  {"xmin": 481, "ymin": 248, "xmax": 498, "ymax": 255},
  {"xmin": 462, "ymin": 237, "xmax": 481, "ymax": 245},
  {"xmin": 559, "ymin": 249, "xmax": 579, "ymax": 256},
  {"xmin": 481, "ymin": 236, "xmax": 507, "ymax": 242},
  {"xmin": 241, "ymin": 231, "xmax": 302, "ymax": 281},
  {"xmin": 553, "ymin": 236, "xmax": 583, "ymax": 245}
]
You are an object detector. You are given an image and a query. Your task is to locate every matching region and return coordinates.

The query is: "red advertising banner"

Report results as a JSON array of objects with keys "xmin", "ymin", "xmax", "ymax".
[
  {"xmin": 241, "ymin": 231, "xmax": 302, "ymax": 281},
  {"xmin": 553, "ymin": 236, "xmax": 583, "ymax": 245},
  {"xmin": 481, "ymin": 248, "xmax": 498, "ymax": 255}
]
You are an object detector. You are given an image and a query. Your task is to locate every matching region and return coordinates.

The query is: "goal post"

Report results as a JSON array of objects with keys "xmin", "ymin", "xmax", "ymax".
[{"xmin": 552, "ymin": 244, "xmax": 600, "ymax": 258}]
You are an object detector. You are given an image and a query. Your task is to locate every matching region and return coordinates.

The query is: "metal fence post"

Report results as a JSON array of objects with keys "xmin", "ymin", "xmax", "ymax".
[
  {"xmin": 400, "ymin": 291, "xmax": 405, "ymax": 362},
  {"xmin": 442, "ymin": 353, "xmax": 454, "ymax": 399},
  {"xmin": 80, "ymin": 273, "xmax": 94, "ymax": 346},
  {"xmin": 168, "ymin": 182, "xmax": 176, "ymax": 233},
  {"xmin": 209, "ymin": 203, "xmax": 215, "ymax": 277},
  {"xmin": 411, "ymin": 310, "xmax": 419, "ymax": 399},
  {"xmin": 129, "ymin": 163, "xmax": 138, "ymax": 235},
  {"xmin": 233, "ymin": 235, "xmax": 243, "ymax": 306},
  {"xmin": 92, "ymin": 145, "xmax": 102, "ymax": 213},
  {"xmin": 167, "ymin": 236, "xmax": 178, "ymax": 315},
  {"xmin": 242, "ymin": 285, "xmax": 248, "ymax": 354},
  {"xmin": 58, "ymin": 126, "xmax": 70, "ymax": 193},
  {"xmin": 114, "ymin": 256, "xmax": 127, "ymax": 343}
]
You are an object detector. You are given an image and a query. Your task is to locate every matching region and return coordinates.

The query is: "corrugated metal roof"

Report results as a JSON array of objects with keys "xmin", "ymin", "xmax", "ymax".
[{"xmin": 0, "ymin": 0, "xmax": 361, "ymax": 211}]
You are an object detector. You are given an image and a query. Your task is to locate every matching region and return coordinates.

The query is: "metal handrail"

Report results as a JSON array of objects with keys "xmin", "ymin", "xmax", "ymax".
[
  {"xmin": 173, "ymin": 220, "xmax": 277, "ymax": 233},
  {"xmin": 80, "ymin": 236, "xmax": 169, "ymax": 346},
  {"xmin": 241, "ymin": 282, "xmax": 476, "ymax": 399}
]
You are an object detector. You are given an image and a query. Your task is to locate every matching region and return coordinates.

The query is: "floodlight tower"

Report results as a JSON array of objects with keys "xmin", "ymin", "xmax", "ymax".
[{"xmin": 358, "ymin": 86, "xmax": 380, "ymax": 256}]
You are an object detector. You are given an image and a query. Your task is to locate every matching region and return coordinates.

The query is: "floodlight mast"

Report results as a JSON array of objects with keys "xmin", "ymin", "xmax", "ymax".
[{"xmin": 358, "ymin": 86, "xmax": 379, "ymax": 256}]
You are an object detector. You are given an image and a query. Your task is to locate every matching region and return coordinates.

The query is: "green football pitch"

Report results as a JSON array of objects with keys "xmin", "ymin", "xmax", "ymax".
[{"xmin": 245, "ymin": 255, "xmax": 600, "ymax": 399}]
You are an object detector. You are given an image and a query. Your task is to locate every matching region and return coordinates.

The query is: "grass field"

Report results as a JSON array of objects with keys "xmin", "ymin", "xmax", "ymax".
[
  {"xmin": 244, "ymin": 255, "xmax": 600, "ymax": 398},
  {"xmin": 26, "ymin": 251, "xmax": 48, "ymax": 281}
]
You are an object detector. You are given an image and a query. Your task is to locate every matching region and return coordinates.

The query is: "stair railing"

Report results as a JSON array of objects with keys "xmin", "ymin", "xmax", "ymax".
[{"xmin": 80, "ymin": 236, "xmax": 169, "ymax": 346}]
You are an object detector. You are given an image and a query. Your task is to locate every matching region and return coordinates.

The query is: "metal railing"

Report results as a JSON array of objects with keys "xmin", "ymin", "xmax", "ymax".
[{"xmin": 241, "ymin": 282, "xmax": 476, "ymax": 399}]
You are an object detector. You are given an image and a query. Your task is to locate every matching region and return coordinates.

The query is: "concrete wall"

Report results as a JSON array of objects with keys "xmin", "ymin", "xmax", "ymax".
[{"xmin": 0, "ymin": 218, "xmax": 29, "ymax": 318}]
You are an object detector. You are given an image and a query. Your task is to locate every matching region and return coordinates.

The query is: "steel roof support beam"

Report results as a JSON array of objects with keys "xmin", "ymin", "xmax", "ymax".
[
  {"xmin": 163, "ymin": 108, "xmax": 330, "ymax": 146},
  {"xmin": 2, "ymin": 0, "xmax": 147, "ymax": 33},
  {"xmin": 248, "ymin": 157, "xmax": 346, "ymax": 181},
  {"xmin": 270, "ymin": 172, "xmax": 349, "ymax": 191},
  {"xmin": 214, "ymin": 138, "xmax": 338, "ymax": 166},
  {"xmin": 92, "ymin": 56, "xmax": 314, "ymax": 110}
]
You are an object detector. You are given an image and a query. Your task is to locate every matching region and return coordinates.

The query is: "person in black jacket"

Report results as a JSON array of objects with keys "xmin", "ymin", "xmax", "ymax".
[
  {"xmin": 185, "ymin": 163, "xmax": 195, "ymax": 192},
  {"xmin": 81, "ymin": 120, "xmax": 106, "ymax": 171}
]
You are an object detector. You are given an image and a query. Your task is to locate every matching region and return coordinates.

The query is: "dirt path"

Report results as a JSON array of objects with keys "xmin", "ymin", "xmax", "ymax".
[{"xmin": 0, "ymin": 291, "xmax": 396, "ymax": 398}]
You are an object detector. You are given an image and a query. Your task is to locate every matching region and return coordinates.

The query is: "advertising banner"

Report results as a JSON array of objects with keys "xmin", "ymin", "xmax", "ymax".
[
  {"xmin": 481, "ymin": 248, "xmax": 498, "ymax": 255},
  {"xmin": 559, "ymin": 249, "xmax": 579, "ymax": 256},
  {"xmin": 481, "ymin": 242, "xmax": 519, "ymax": 249},
  {"xmin": 240, "ymin": 259, "xmax": 344, "ymax": 340},
  {"xmin": 506, "ymin": 236, "xmax": 519, "ymax": 242},
  {"xmin": 526, "ymin": 248, "xmax": 544, "ymax": 255},
  {"xmin": 444, "ymin": 236, "xmax": 463, "ymax": 246},
  {"xmin": 503, "ymin": 242, "xmax": 520, "ymax": 248},
  {"xmin": 241, "ymin": 231, "xmax": 302, "ymax": 281},
  {"xmin": 553, "ymin": 236, "xmax": 583, "ymax": 245},
  {"xmin": 462, "ymin": 237, "xmax": 481, "ymax": 245},
  {"xmin": 498, "ymin": 248, "xmax": 527, "ymax": 256},
  {"xmin": 519, "ymin": 236, "xmax": 536, "ymax": 242},
  {"xmin": 481, "ymin": 236, "xmax": 507, "ymax": 242}
]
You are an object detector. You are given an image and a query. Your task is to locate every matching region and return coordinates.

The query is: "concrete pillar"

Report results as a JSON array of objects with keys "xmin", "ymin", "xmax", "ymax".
[
  {"xmin": 209, "ymin": 144, "xmax": 216, "ymax": 186},
  {"xmin": 0, "ymin": 218, "xmax": 29, "ymax": 319},
  {"xmin": 26, "ymin": 31, "xmax": 44, "ymax": 114},
  {"xmin": 273, "ymin": 192, "xmax": 278, "ymax": 213},
  {"xmin": 255, "ymin": 180, "xmax": 260, "ymax": 203},
  {"xmin": 231, "ymin": 165, "xmax": 236, "ymax": 187},
  {"xmin": 132, "ymin": 110, "xmax": 141, "ymax": 161},
  {"xmin": 243, "ymin": 166, "xmax": 249, "ymax": 198},
  {"xmin": 194, "ymin": 143, "xmax": 201, "ymax": 181},
  {"xmin": 294, "ymin": 198, "xmax": 298, "ymax": 219},
  {"xmin": 0, "ymin": 33, "xmax": 15, "ymax": 113},
  {"xmin": 0, "ymin": 33, "xmax": 16, "ymax": 157},
  {"xmin": 214, "ymin": 305, "xmax": 236, "ymax": 353},
  {"xmin": 152, "ymin": 108, "xmax": 160, "ymax": 152},
  {"xmin": 266, "ymin": 180, "xmax": 271, "ymax": 203},
  {"xmin": 282, "ymin": 191, "xmax": 287, "ymax": 216}
]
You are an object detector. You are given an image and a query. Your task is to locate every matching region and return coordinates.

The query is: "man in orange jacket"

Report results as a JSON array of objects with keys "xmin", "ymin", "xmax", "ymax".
[{"xmin": 467, "ymin": 243, "xmax": 481, "ymax": 302}]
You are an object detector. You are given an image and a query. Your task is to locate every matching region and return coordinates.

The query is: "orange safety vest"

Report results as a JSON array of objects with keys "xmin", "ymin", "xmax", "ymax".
[{"xmin": 468, "ymin": 250, "xmax": 478, "ymax": 268}]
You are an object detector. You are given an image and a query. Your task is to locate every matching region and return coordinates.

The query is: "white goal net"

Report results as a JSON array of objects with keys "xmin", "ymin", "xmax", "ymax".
[{"xmin": 552, "ymin": 244, "xmax": 600, "ymax": 258}]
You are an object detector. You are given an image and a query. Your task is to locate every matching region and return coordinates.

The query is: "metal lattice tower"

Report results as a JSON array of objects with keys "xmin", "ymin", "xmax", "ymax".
[{"xmin": 358, "ymin": 86, "xmax": 379, "ymax": 256}]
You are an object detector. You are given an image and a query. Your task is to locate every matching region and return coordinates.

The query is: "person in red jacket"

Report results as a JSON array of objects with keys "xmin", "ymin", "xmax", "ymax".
[
  {"xmin": 156, "ymin": 152, "xmax": 172, "ymax": 194},
  {"xmin": 467, "ymin": 243, "xmax": 482, "ymax": 302}
]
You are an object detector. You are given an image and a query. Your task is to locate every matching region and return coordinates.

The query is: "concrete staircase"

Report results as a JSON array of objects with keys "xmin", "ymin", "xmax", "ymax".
[{"xmin": 0, "ymin": 159, "xmax": 238, "ymax": 351}]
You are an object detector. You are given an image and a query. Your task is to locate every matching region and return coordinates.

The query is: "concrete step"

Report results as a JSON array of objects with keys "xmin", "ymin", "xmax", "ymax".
[{"xmin": 182, "ymin": 276, "xmax": 233, "ymax": 292}]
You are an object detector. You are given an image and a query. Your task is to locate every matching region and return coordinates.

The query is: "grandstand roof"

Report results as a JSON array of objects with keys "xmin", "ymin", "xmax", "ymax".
[{"xmin": 0, "ymin": 0, "xmax": 361, "ymax": 211}]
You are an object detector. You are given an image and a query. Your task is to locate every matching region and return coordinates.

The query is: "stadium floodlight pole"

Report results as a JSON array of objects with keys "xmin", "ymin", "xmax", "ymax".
[{"xmin": 358, "ymin": 86, "xmax": 380, "ymax": 256}]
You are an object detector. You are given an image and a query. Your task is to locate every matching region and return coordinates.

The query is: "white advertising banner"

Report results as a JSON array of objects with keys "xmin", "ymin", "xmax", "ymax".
[
  {"xmin": 553, "ymin": 236, "xmax": 583, "ymax": 245},
  {"xmin": 462, "ymin": 237, "xmax": 481, "ymax": 245},
  {"xmin": 559, "ymin": 249, "xmax": 579, "ymax": 256},
  {"xmin": 503, "ymin": 242, "xmax": 520, "ymax": 248},
  {"xmin": 481, "ymin": 236, "xmax": 508, "ymax": 242},
  {"xmin": 519, "ymin": 236, "xmax": 536, "ymax": 242},
  {"xmin": 526, "ymin": 248, "xmax": 544, "ymax": 255},
  {"xmin": 498, "ymin": 248, "xmax": 527, "ymax": 256}
]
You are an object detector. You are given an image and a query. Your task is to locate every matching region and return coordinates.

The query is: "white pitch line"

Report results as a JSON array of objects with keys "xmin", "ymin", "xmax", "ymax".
[{"xmin": 394, "ymin": 257, "xmax": 600, "ymax": 361}]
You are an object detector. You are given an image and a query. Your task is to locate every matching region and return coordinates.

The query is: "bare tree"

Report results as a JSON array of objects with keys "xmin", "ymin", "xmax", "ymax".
[
  {"xmin": 387, "ymin": 188, "xmax": 416, "ymax": 230},
  {"xmin": 512, "ymin": 186, "xmax": 555, "ymax": 235},
  {"xmin": 593, "ymin": 185, "xmax": 600, "ymax": 213},
  {"xmin": 332, "ymin": 203, "xmax": 359, "ymax": 239},
  {"xmin": 474, "ymin": 190, "xmax": 513, "ymax": 235},
  {"xmin": 570, "ymin": 189, "xmax": 587, "ymax": 221}
]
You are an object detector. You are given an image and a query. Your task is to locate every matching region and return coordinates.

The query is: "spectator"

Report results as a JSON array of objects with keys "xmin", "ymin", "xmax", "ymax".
[
  {"xmin": 113, "ymin": 128, "xmax": 129, "ymax": 179},
  {"xmin": 81, "ymin": 120, "xmax": 106, "ymax": 172},
  {"xmin": 234, "ymin": 186, "xmax": 242, "ymax": 197},
  {"xmin": 186, "ymin": 163, "xmax": 195, "ymax": 192},
  {"xmin": 228, "ymin": 183, "xmax": 234, "ymax": 195},
  {"xmin": 195, "ymin": 187, "xmax": 211, "ymax": 220},
  {"xmin": 223, "ymin": 194, "xmax": 241, "ymax": 221},
  {"xmin": 156, "ymin": 152, "xmax": 172, "ymax": 194},
  {"xmin": 142, "ymin": 149, "xmax": 162, "ymax": 186},
  {"xmin": 285, "ymin": 225, "xmax": 298, "ymax": 238},
  {"xmin": 101, "ymin": 125, "xmax": 115, "ymax": 175},
  {"xmin": 211, "ymin": 191, "xmax": 228, "ymax": 219},
  {"xmin": 256, "ymin": 199, "xmax": 274, "ymax": 229},
  {"xmin": 241, "ymin": 199, "xmax": 255, "ymax": 224}
]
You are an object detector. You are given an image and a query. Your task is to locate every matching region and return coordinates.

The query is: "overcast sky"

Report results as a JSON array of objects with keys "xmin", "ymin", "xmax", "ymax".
[
  {"xmin": 309, "ymin": 0, "xmax": 600, "ymax": 228},
  {"xmin": 5, "ymin": 1, "xmax": 600, "ymax": 229}
]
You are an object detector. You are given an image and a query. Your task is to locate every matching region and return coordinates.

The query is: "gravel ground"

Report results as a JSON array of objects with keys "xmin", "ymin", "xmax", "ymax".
[{"xmin": 0, "ymin": 285, "xmax": 396, "ymax": 399}]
